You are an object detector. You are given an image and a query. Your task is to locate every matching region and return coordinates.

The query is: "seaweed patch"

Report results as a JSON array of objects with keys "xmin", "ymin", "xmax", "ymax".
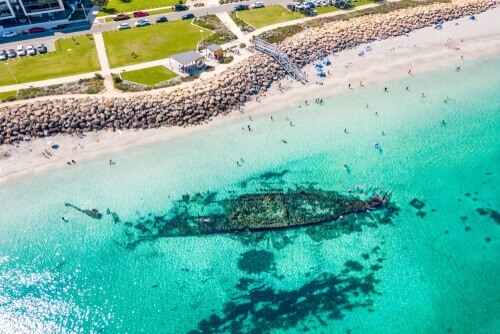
[
  {"xmin": 237, "ymin": 250, "xmax": 276, "ymax": 275},
  {"xmin": 190, "ymin": 260, "xmax": 382, "ymax": 334}
]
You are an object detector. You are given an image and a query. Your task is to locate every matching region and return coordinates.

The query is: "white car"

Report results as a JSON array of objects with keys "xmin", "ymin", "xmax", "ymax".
[
  {"xmin": 16, "ymin": 45, "xmax": 26, "ymax": 56},
  {"xmin": 26, "ymin": 45, "xmax": 36, "ymax": 56},
  {"xmin": 251, "ymin": 2, "xmax": 264, "ymax": 8},
  {"xmin": 118, "ymin": 23, "xmax": 131, "ymax": 30},
  {"xmin": 2, "ymin": 31, "xmax": 17, "ymax": 38},
  {"xmin": 135, "ymin": 19, "xmax": 150, "ymax": 27},
  {"xmin": 294, "ymin": 2, "xmax": 304, "ymax": 9},
  {"xmin": 321, "ymin": 0, "xmax": 329, "ymax": 6},
  {"xmin": 313, "ymin": 0, "xmax": 322, "ymax": 6}
]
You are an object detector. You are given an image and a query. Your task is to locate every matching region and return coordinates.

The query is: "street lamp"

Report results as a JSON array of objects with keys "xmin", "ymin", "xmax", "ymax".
[{"xmin": 5, "ymin": 63, "xmax": 18, "ymax": 84}]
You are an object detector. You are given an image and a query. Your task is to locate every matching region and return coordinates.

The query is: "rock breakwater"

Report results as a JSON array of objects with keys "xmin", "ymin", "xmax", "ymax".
[{"xmin": 0, "ymin": 0, "xmax": 497, "ymax": 146}]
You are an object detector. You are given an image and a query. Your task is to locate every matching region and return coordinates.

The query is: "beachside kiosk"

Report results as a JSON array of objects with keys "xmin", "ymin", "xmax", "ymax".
[{"xmin": 169, "ymin": 51, "xmax": 206, "ymax": 76}]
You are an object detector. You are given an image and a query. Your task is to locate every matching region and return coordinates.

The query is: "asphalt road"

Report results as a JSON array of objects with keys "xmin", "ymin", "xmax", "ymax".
[{"xmin": 0, "ymin": 0, "xmax": 292, "ymax": 50}]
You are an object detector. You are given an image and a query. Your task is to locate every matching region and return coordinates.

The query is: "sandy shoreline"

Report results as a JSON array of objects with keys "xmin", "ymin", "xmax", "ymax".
[{"xmin": 1, "ymin": 6, "xmax": 500, "ymax": 185}]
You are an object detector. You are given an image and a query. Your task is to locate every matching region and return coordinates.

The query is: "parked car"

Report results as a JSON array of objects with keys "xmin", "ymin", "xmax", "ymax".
[
  {"xmin": 321, "ymin": 0, "xmax": 329, "ymax": 6},
  {"xmin": 302, "ymin": 8, "xmax": 317, "ymax": 16},
  {"xmin": 304, "ymin": 2, "xmax": 315, "ymax": 9},
  {"xmin": 118, "ymin": 23, "xmax": 131, "ymax": 30},
  {"xmin": 181, "ymin": 13, "xmax": 195, "ymax": 20},
  {"xmin": 0, "ymin": 50, "xmax": 7, "ymax": 61},
  {"xmin": 312, "ymin": 0, "xmax": 322, "ymax": 6},
  {"xmin": 251, "ymin": 2, "xmax": 264, "ymax": 8},
  {"xmin": 133, "ymin": 11, "xmax": 149, "ymax": 17},
  {"xmin": 234, "ymin": 4, "xmax": 249, "ymax": 11},
  {"xmin": 28, "ymin": 27, "xmax": 46, "ymax": 34},
  {"xmin": 36, "ymin": 44, "xmax": 48, "ymax": 54},
  {"xmin": 7, "ymin": 49, "xmax": 17, "ymax": 58},
  {"xmin": 174, "ymin": 4, "xmax": 188, "ymax": 11},
  {"xmin": 156, "ymin": 16, "xmax": 168, "ymax": 23},
  {"xmin": 294, "ymin": 2, "xmax": 304, "ymax": 9},
  {"xmin": 2, "ymin": 31, "xmax": 17, "ymax": 38},
  {"xmin": 135, "ymin": 19, "xmax": 150, "ymax": 27},
  {"xmin": 26, "ymin": 45, "xmax": 36, "ymax": 56},
  {"xmin": 114, "ymin": 13, "xmax": 129, "ymax": 21},
  {"xmin": 16, "ymin": 45, "xmax": 26, "ymax": 57},
  {"xmin": 287, "ymin": 4, "xmax": 296, "ymax": 11}
]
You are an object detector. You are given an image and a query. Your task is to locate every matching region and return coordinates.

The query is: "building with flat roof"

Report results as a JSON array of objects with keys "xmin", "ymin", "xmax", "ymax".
[{"xmin": 0, "ymin": 0, "xmax": 77, "ymax": 26}]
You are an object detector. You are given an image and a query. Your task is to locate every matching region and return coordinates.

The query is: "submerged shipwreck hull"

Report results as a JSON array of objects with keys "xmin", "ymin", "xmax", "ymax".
[
  {"xmin": 66, "ymin": 187, "xmax": 388, "ymax": 247},
  {"xmin": 158, "ymin": 190, "xmax": 387, "ymax": 237}
]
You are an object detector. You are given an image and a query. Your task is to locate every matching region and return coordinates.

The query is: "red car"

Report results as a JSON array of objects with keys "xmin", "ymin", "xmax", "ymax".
[
  {"xmin": 133, "ymin": 11, "xmax": 149, "ymax": 18},
  {"xmin": 28, "ymin": 27, "xmax": 46, "ymax": 34}
]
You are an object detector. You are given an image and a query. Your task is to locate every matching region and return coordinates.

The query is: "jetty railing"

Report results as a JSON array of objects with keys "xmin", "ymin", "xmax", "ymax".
[{"xmin": 253, "ymin": 38, "xmax": 307, "ymax": 84}]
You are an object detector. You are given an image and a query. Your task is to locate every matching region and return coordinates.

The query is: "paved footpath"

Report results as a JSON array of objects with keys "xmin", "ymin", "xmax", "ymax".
[
  {"xmin": 93, "ymin": 33, "xmax": 114, "ymax": 91},
  {"xmin": 216, "ymin": 12, "xmax": 249, "ymax": 44}
]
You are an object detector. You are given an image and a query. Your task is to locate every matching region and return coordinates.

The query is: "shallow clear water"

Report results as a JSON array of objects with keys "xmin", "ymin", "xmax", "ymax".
[{"xmin": 0, "ymin": 55, "xmax": 499, "ymax": 334}]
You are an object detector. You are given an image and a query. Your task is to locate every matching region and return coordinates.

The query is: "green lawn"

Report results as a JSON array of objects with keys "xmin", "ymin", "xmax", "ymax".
[
  {"xmin": 103, "ymin": 20, "xmax": 210, "ymax": 68},
  {"xmin": 0, "ymin": 90, "xmax": 17, "ymax": 102},
  {"xmin": 0, "ymin": 35, "xmax": 100, "ymax": 87},
  {"xmin": 98, "ymin": 0, "xmax": 177, "ymax": 16},
  {"xmin": 120, "ymin": 66, "xmax": 177, "ymax": 86},
  {"xmin": 236, "ymin": 6, "xmax": 305, "ymax": 29}
]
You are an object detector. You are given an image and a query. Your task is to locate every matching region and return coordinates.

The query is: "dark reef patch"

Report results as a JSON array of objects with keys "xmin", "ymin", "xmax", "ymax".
[
  {"xmin": 237, "ymin": 250, "xmax": 276, "ymax": 275},
  {"xmin": 416, "ymin": 211, "xmax": 427, "ymax": 218},
  {"xmin": 190, "ymin": 260, "xmax": 382, "ymax": 334},
  {"xmin": 490, "ymin": 210, "xmax": 500, "ymax": 225},
  {"xmin": 409, "ymin": 198, "xmax": 425, "ymax": 210}
]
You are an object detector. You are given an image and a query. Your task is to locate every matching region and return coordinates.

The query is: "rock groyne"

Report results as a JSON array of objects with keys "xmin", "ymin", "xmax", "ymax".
[{"xmin": 0, "ymin": 0, "xmax": 498, "ymax": 145}]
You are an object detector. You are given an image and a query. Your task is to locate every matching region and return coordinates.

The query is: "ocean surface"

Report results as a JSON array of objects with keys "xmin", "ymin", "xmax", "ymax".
[{"xmin": 0, "ymin": 55, "xmax": 499, "ymax": 334}]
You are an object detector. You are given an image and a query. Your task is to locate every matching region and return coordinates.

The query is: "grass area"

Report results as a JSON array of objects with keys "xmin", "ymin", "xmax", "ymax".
[
  {"xmin": 194, "ymin": 15, "xmax": 237, "ymax": 45},
  {"xmin": 104, "ymin": 7, "xmax": 173, "ymax": 22},
  {"xmin": 0, "ymin": 90, "xmax": 17, "ymax": 102},
  {"xmin": 98, "ymin": 0, "xmax": 177, "ymax": 16},
  {"xmin": 237, "ymin": 5, "xmax": 305, "ymax": 29},
  {"xmin": 103, "ymin": 20, "xmax": 210, "ymax": 68},
  {"xmin": 258, "ymin": 24, "xmax": 304, "ymax": 43},
  {"xmin": 120, "ymin": 66, "xmax": 177, "ymax": 86},
  {"xmin": 0, "ymin": 35, "xmax": 100, "ymax": 87}
]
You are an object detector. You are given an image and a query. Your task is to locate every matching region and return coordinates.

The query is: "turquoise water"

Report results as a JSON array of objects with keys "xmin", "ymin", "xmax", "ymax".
[{"xmin": 0, "ymin": 55, "xmax": 499, "ymax": 333}]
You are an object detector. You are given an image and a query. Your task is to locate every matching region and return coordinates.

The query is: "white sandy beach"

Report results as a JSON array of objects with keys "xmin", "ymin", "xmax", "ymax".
[{"xmin": 1, "ymin": 6, "xmax": 499, "ymax": 184}]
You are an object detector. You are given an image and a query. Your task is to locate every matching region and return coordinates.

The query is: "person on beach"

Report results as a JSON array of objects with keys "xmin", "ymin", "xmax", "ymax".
[
  {"xmin": 305, "ymin": 100, "xmax": 308, "ymax": 105},
  {"xmin": 360, "ymin": 81, "xmax": 364, "ymax": 86},
  {"xmin": 62, "ymin": 217, "xmax": 68, "ymax": 222},
  {"xmin": 247, "ymin": 125, "xmax": 251, "ymax": 131},
  {"xmin": 384, "ymin": 87, "xmax": 388, "ymax": 92},
  {"xmin": 71, "ymin": 160, "xmax": 76, "ymax": 164},
  {"xmin": 344, "ymin": 128, "xmax": 348, "ymax": 133},
  {"xmin": 406, "ymin": 86, "xmax": 410, "ymax": 91},
  {"xmin": 270, "ymin": 115, "xmax": 274, "ymax": 120},
  {"xmin": 408, "ymin": 69, "xmax": 412, "ymax": 75},
  {"xmin": 109, "ymin": 159, "xmax": 115, "ymax": 165},
  {"xmin": 422, "ymin": 93, "xmax": 425, "ymax": 97},
  {"xmin": 348, "ymin": 84, "xmax": 351, "ymax": 89},
  {"xmin": 366, "ymin": 104, "xmax": 369, "ymax": 108}
]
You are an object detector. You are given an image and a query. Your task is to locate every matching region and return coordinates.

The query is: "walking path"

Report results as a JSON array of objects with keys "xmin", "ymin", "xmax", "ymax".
[
  {"xmin": 216, "ymin": 12, "xmax": 249, "ymax": 43},
  {"xmin": 0, "ymin": 3, "xmax": 382, "ymax": 94},
  {"xmin": 93, "ymin": 33, "xmax": 114, "ymax": 91}
]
